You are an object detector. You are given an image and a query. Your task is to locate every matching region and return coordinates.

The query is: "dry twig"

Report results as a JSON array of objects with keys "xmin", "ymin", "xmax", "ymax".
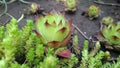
[
  {"xmin": 94, "ymin": 0, "xmax": 120, "ymax": 7},
  {"xmin": 72, "ymin": 24, "xmax": 89, "ymax": 40}
]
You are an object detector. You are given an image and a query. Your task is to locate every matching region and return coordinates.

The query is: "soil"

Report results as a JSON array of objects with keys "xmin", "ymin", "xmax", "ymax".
[{"xmin": 0, "ymin": 0, "xmax": 120, "ymax": 58}]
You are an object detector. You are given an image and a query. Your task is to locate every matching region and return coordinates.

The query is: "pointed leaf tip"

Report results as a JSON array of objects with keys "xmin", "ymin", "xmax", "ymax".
[
  {"xmin": 45, "ymin": 20, "xmax": 52, "ymax": 27},
  {"xmin": 57, "ymin": 49, "xmax": 71, "ymax": 58},
  {"xmin": 58, "ymin": 27, "xmax": 67, "ymax": 33},
  {"xmin": 58, "ymin": 20, "xmax": 62, "ymax": 26}
]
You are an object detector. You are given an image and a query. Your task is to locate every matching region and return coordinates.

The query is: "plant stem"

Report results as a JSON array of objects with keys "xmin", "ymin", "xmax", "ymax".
[
  {"xmin": 94, "ymin": 0, "xmax": 120, "ymax": 7},
  {"xmin": 72, "ymin": 24, "xmax": 89, "ymax": 40},
  {"xmin": 17, "ymin": 14, "xmax": 24, "ymax": 22},
  {"xmin": 5, "ymin": 13, "xmax": 15, "ymax": 19},
  {"xmin": 19, "ymin": 0, "xmax": 30, "ymax": 4},
  {"xmin": 0, "ymin": 0, "xmax": 15, "ymax": 4},
  {"xmin": 5, "ymin": 13, "xmax": 24, "ymax": 22},
  {"xmin": 0, "ymin": 0, "xmax": 7, "ymax": 17}
]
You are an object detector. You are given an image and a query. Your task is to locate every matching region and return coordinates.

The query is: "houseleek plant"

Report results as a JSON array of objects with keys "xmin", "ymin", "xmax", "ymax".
[
  {"xmin": 35, "ymin": 11, "xmax": 73, "ymax": 48},
  {"xmin": 35, "ymin": 11, "xmax": 73, "ymax": 58},
  {"xmin": 97, "ymin": 20, "xmax": 120, "ymax": 51},
  {"xmin": 87, "ymin": 5, "xmax": 100, "ymax": 19}
]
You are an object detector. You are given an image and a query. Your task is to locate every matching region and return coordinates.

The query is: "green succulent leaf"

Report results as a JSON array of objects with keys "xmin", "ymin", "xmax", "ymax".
[
  {"xmin": 35, "ymin": 44, "xmax": 44, "ymax": 58},
  {"xmin": 40, "ymin": 55, "xmax": 58, "ymax": 68},
  {"xmin": 26, "ymin": 48, "xmax": 35, "ymax": 62}
]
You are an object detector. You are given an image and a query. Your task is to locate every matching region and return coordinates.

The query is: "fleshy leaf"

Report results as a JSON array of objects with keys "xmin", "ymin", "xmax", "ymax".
[{"xmin": 57, "ymin": 49, "xmax": 71, "ymax": 58}]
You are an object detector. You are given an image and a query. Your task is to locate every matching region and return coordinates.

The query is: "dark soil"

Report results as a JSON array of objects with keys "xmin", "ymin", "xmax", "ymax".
[{"xmin": 0, "ymin": 0, "xmax": 120, "ymax": 57}]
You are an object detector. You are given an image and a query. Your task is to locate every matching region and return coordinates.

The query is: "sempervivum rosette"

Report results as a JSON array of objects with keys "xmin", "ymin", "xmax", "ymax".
[
  {"xmin": 87, "ymin": 5, "xmax": 100, "ymax": 19},
  {"xmin": 35, "ymin": 11, "xmax": 73, "ymax": 58},
  {"xmin": 96, "ymin": 19, "xmax": 120, "ymax": 51}
]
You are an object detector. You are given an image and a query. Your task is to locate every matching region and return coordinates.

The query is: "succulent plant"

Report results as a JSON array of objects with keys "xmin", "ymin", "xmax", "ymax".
[
  {"xmin": 87, "ymin": 5, "xmax": 100, "ymax": 19},
  {"xmin": 40, "ymin": 55, "xmax": 58, "ymax": 68},
  {"xmin": 30, "ymin": 2, "xmax": 40, "ymax": 14},
  {"xmin": 102, "ymin": 16, "xmax": 114, "ymax": 25},
  {"xmin": 104, "ymin": 51, "xmax": 111, "ymax": 60},
  {"xmin": 97, "ymin": 22, "xmax": 120, "ymax": 51},
  {"xmin": 64, "ymin": 0, "xmax": 77, "ymax": 12},
  {"xmin": 35, "ymin": 11, "xmax": 73, "ymax": 48},
  {"xmin": 29, "ymin": 2, "xmax": 44, "ymax": 14},
  {"xmin": 35, "ymin": 11, "xmax": 73, "ymax": 58}
]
